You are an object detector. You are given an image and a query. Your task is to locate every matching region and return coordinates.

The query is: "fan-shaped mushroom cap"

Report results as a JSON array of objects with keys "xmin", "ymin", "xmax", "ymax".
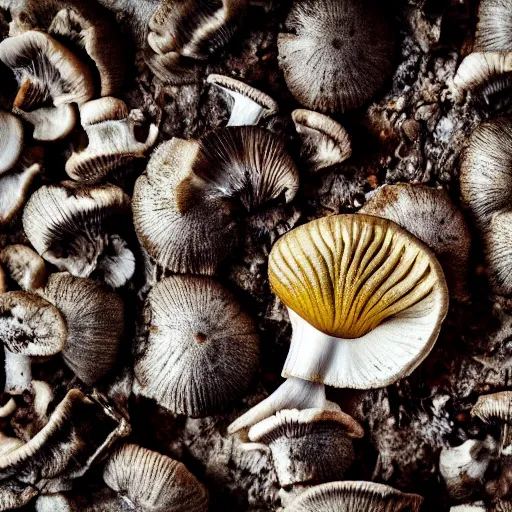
[
  {"xmin": 291, "ymin": 109, "xmax": 351, "ymax": 172},
  {"xmin": 248, "ymin": 407, "xmax": 363, "ymax": 486},
  {"xmin": 207, "ymin": 74, "xmax": 278, "ymax": 126},
  {"xmin": 3, "ymin": 0, "xmax": 125, "ymax": 96},
  {"xmin": 14, "ymin": 104, "xmax": 76, "ymax": 142},
  {"xmin": 0, "ymin": 31, "xmax": 94, "ymax": 109},
  {"xmin": 103, "ymin": 443, "xmax": 209, "ymax": 512},
  {"xmin": 475, "ymin": 0, "xmax": 512, "ymax": 52},
  {"xmin": 0, "ymin": 245, "xmax": 46, "ymax": 291},
  {"xmin": 0, "ymin": 291, "xmax": 66, "ymax": 393},
  {"xmin": 38, "ymin": 272, "xmax": 124, "ymax": 386},
  {"xmin": 283, "ymin": 481, "xmax": 423, "ymax": 512},
  {"xmin": 0, "ymin": 111, "xmax": 23, "ymax": 175},
  {"xmin": 65, "ymin": 97, "xmax": 158, "ymax": 184},
  {"xmin": 23, "ymin": 182, "xmax": 135, "ymax": 288},
  {"xmin": 277, "ymin": 0, "xmax": 395, "ymax": 113},
  {"xmin": 134, "ymin": 275, "xmax": 259, "ymax": 417},
  {"xmin": 133, "ymin": 127, "xmax": 298, "ymax": 274},
  {"xmin": 360, "ymin": 184, "xmax": 471, "ymax": 301}
]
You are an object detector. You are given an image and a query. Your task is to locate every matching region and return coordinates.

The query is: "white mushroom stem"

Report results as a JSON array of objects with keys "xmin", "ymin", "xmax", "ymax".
[
  {"xmin": 217, "ymin": 87, "xmax": 266, "ymax": 126},
  {"xmin": 227, "ymin": 377, "xmax": 326, "ymax": 433},
  {"xmin": 4, "ymin": 351, "xmax": 32, "ymax": 394}
]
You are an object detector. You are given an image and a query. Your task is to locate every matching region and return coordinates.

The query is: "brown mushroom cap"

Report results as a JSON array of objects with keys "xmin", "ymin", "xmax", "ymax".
[
  {"xmin": 103, "ymin": 443, "xmax": 209, "ymax": 512},
  {"xmin": 0, "ymin": 244, "xmax": 47, "ymax": 291}
]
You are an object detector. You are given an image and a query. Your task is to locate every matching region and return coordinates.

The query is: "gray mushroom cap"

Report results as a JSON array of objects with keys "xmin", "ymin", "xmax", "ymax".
[
  {"xmin": 0, "ymin": 244, "xmax": 47, "ymax": 291},
  {"xmin": 278, "ymin": 0, "xmax": 395, "ymax": 113},
  {"xmin": 0, "ymin": 111, "xmax": 23, "ymax": 175},
  {"xmin": 134, "ymin": 275, "xmax": 259, "ymax": 417},
  {"xmin": 103, "ymin": 443, "xmax": 209, "ymax": 512}
]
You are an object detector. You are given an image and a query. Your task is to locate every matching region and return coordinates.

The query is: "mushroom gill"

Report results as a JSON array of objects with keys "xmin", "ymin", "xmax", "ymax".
[
  {"xmin": 277, "ymin": 0, "xmax": 395, "ymax": 112},
  {"xmin": 103, "ymin": 443, "xmax": 209, "ymax": 512},
  {"xmin": 134, "ymin": 275, "xmax": 259, "ymax": 417},
  {"xmin": 475, "ymin": 0, "xmax": 512, "ymax": 52}
]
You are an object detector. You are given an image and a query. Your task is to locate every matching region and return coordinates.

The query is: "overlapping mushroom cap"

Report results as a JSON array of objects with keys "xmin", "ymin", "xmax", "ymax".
[
  {"xmin": 103, "ymin": 443, "xmax": 208, "ymax": 512},
  {"xmin": 269, "ymin": 214, "xmax": 448, "ymax": 388},
  {"xmin": 134, "ymin": 275, "xmax": 259, "ymax": 417},
  {"xmin": 283, "ymin": 481, "xmax": 423, "ymax": 512},
  {"xmin": 278, "ymin": 0, "xmax": 395, "ymax": 113}
]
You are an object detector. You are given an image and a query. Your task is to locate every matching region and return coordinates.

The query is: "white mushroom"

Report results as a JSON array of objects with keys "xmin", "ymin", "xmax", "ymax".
[{"xmin": 0, "ymin": 111, "xmax": 23, "ymax": 175}]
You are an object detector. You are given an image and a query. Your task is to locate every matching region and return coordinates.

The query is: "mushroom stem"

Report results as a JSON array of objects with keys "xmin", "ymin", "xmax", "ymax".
[
  {"xmin": 223, "ymin": 89, "xmax": 265, "ymax": 126},
  {"xmin": 227, "ymin": 376, "xmax": 326, "ymax": 433},
  {"xmin": 4, "ymin": 351, "xmax": 32, "ymax": 394}
]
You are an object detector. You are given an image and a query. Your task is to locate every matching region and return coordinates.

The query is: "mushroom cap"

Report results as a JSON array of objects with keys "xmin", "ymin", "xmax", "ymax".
[
  {"xmin": 475, "ymin": 0, "xmax": 512, "ymax": 52},
  {"xmin": 0, "ymin": 30, "xmax": 95, "ymax": 108},
  {"xmin": 283, "ymin": 481, "xmax": 423, "ymax": 511},
  {"xmin": 277, "ymin": 0, "xmax": 395, "ymax": 113},
  {"xmin": 269, "ymin": 214, "xmax": 448, "ymax": 388},
  {"xmin": 248, "ymin": 408, "xmax": 363, "ymax": 486},
  {"xmin": 0, "ymin": 111, "xmax": 23, "ymax": 175},
  {"xmin": 291, "ymin": 109, "xmax": 351, "ymax": 171},
  {"xmin": 0, "ymin": 291, "xmax": 66, "ymax": 356},
  {"xmin": 79, "ymin": 96, "xmax": 130, "ymax": 125},
  {"xmin": 485, "ymin": 210, "xmax": 512, "ymax": 295},
  {"xmin": 472, "ymin": 391, "xmax": 512, "ymax": 422},
  {"xmin": 360, "ymin": 184, "xmax": 471, "ymax": 301},
  {"xmin": 134, "ymin": 275, "xmax": 259, "ymax": 417},
  {"xmin": 0, "ymin": 244, "xmax": 47, "ymax": 291},
  {"xmin": 38, "ymin": 272, "xmax": 124, "ymax": 386},
  {"xmin": 103, "ymin": 443, "xmax": 209, "ymax": 512},
  {"xmin": 13, "ymin": 104, "xmax": 76, "ymax": 142},
  {"xmin": 22, "ymin": 182, "xmax": 134, "ymax": 287}
]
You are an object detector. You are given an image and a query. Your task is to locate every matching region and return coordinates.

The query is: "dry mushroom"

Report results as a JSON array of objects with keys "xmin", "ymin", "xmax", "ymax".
[
  {"xmin": 247, "ymin": 405, "xmax": 364, "ymax": 486},
  {"xmin": 475, "ymin": 0, "xmax": 512, "ymax": 52},
  {"xmin": 103, "ymin": 443, "xmax": 209, "ymax": 512},
  {"xmin": 134, "ymin": 275, "xmax": 259, "ymax": 417},
  {"xmin": 207, "ymin": 74, "xmax": 278, "ymax": 126},
  {"xmin": 0, "ymin": 291, "xmax": 66, "ymax": 394},
  {"xmin": 65, "ymin": 97, "xmax": 158, "ymax": 184},
  {"xmin": 133, "ymin": 127, "xmax": 298, "ymax": 275},
  {"xmin": 283, "ymin": 481, "xmax": 423, "ymax": 511},
  {"xmin": 291, "ymin": 109, "xmax": 351, "ymax": 171},
  {"xmin": 0, "ymin": 111, "xmax": 23, "ymax": 174},
  {"xmin": 39, "ymin": 272, "xmax": 124, "ymax": 386},
  {"xmin": 229, "ymin": 214, "xmax": 448, "ymax": 432},
  {"xmin": 23, "ymin": 182, "xmax": 135, "ymax": 288},
  {"xmin": 0, "ymin": 245, "xmax": 46, "ymax": 291},
  {"xmin": 360, "ymin": 184, "xmax": 471, "ymax": 300},
  {"xmin": 277, "ymin": 0, "xmax": 395, "ymax": 112}
]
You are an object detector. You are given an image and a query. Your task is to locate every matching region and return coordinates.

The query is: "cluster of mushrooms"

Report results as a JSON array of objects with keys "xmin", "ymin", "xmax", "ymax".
[{"xmin": 0, "ymin": 0, "xmax": 511, "ymax": 510}]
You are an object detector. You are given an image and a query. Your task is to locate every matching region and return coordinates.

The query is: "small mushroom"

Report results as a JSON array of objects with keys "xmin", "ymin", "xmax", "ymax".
[
  {"xmin": 23, "ymin": 182, "xmax": 135, "ymax": 288},
  {"xmin": 283, "ymin": 481, "xmax": 423, "ymax": 511},
  {"xmin": 134, "ymin": 275, "xmax": 259, "ymax": 417},
  {"xmin": 0, "ymin": 291, "xmax": 66, "ymax": 394},
  {"xmin": 475, "ymin": 0, "xmax": 512, "ymax": 52},
  {"xmin": 65, "ymin": 97, "xmax": 158, "ymax": 184},
  {"xmin": 38, "ymin": 272, "xmax": 124, "ymax": 386},
  {"xmin": 291, "ymin": 109, "xmax": 351, "ymax": 172},
  {"xmin": 439, "ymin": 437, "xmax": 497, "ymax": 499},
  {"xmin": 247, "ymin": 405, "xmax": 364, "ymax": 486},
  {"xmin": 0, "ymin": 245, "xmax": 47, "ymax": 291},
  {"xmin": 0, "ymin": 111, "xmax": 23, "ymax": 175},
  {"xmin": 360, "ymin": 184, "xmax": 471, "ymax": 301},
  {"xmin": 133, "ymin": 127, "xmax": 298, "ymax": 275},
  {"xmin": 207, "ymin": 74, "xmax": 278, "ymax": 126},
  {"xmin": 13, "ymin": 104, "xmax": 76, "ymax": 142},
  {"xmin": 277, "ymin": 0, "xmax": 395, "ymax": 112},
  {"xmin": 103, "ymin": 443, "xmax": 209, "ymax": 512},
  {"xmin": 229, "ymin": 214, "xmax": 448, "ymax": 432}
]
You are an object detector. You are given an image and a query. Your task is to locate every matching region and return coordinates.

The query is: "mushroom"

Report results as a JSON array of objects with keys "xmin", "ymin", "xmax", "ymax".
[
  {"xmin": 134, "ymin": 275, "xmax": 259, "ymax": 417},
  {"xmin": 65, "ymin": 97, "xmax": 159, "ymax": 184},
  {"xmin": 277, "ymin": 0, "xmax": 395, "ymax": 112},
  {"xmin": 472, "ymin": 391, "xmax": 512, "ymax": 456},
  {"xmin": 0, "ymin": 399, "xmax": 16, "ymax": 419},
  {"xmin": 439, "ymin": 437, "xmax": 497, "ymax": 499},
  {"xmin": 229, "ymin": 214, "xmax": 448, "ymax": 432},
  {"xmin": 4, "ymin": 0, "xmax": 125, "ymax": 96},
  {"xmin": 475, "ymin": 0, "xmax": 512, "ymax": 52},
  {"xmin": 207, "ymin": 74, "xmax": 278, "ymax": 126},
  {"xmin": 22, "ymin": 182, "xmax": 135, "ymax": 288},
  {"xmin": 0, "ymin": 291, "xmax": 67, "ymax": 394},
  {"xmin": 283, "ymin": 481, "xmax": 423, "ymax": 511},
  {"xmin": 247, "ymin": 404, "xmax": 364, "ymax": 486},
  {"xmin": 133, "ymin": 127, "xmax": 298, "ymax": 275},
  {"xmin": 38, "ymin": 272, "xmax": 124, "ymax": 386},
  {"xmin": 35, "ymin": 493, "xmax": 75, "ymax": 512},
  {"xmin": 0, "ymin": 111, "xmax": 23, "ymax": 175},
  {"xmin": 103, "ymin": 443, "xmax": 209, "ymax": 512},
  {"xmin": 450, "ymin": 504, "xmax": 486, "ymax": 512},
  {"xmin": 13, "ymin": 104, "xmax": 76, "ymax": 142},
  {"xmin": 0, "ymin": 245, "xmax": 47, "ymax": 291},
  {"xmin": 291, "ymin": 109, "xmax": 351, "ymax": 172},
  {"xmin": 359, "ymin": 184, "xmax": 471, "ymax": 301}
]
